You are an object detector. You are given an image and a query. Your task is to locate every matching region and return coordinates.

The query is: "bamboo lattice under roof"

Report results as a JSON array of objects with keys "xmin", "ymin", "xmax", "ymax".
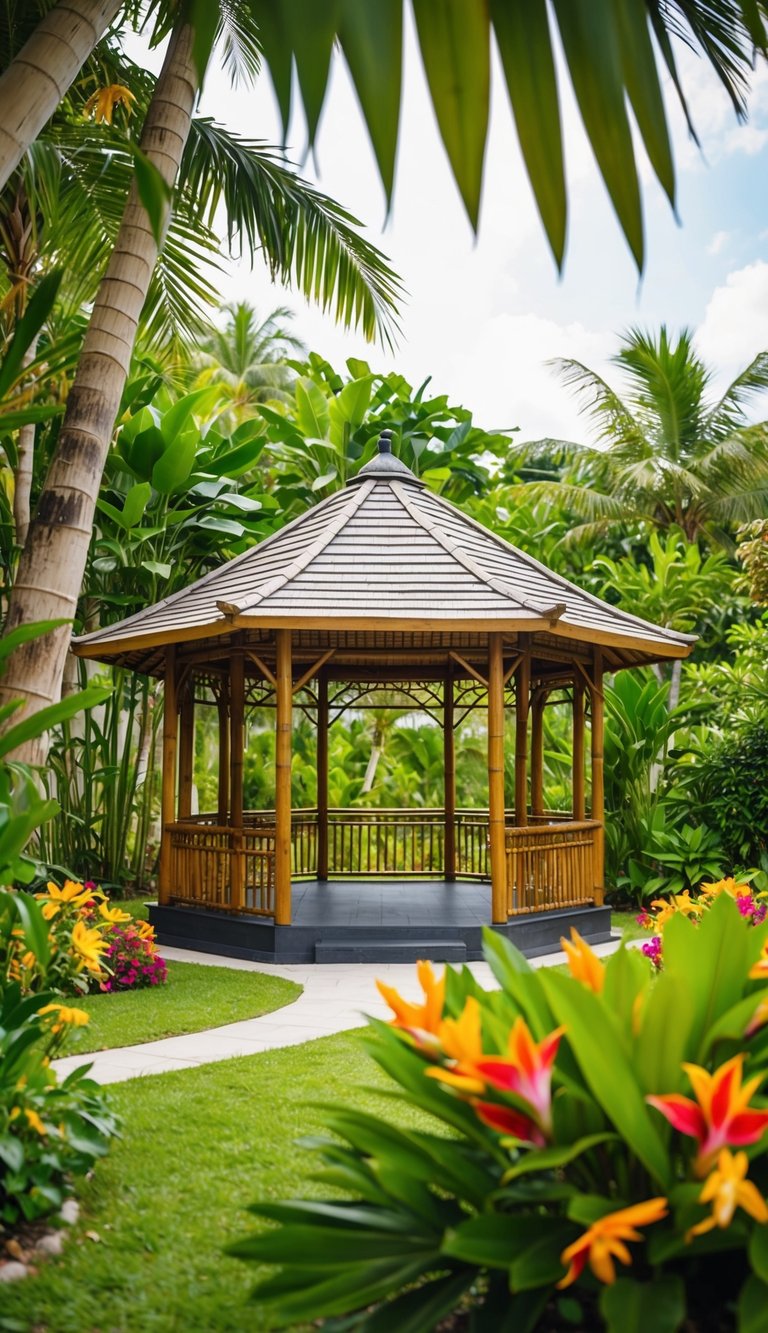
[{"xmin": 73, "ymin": 438, "xmax": 695, "ymax": 676}]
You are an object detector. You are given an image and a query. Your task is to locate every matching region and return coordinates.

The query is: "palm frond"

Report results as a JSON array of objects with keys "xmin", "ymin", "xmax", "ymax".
[
  {"xmin": 701, "ymin": 352, "xmax": 768, "ymax": 438},
  {"xmin": 179, "ymin": 119, "xmax": 403, "ymax": 348},
  {"xmin": 216, "ymin": 0, "xmax": 261, "ymax": 87},
  {"xmin": 613, "ymin": 325, "xmax": 708, "ymax": 460},
  {"xmin": 549, "ymin": 357, "xmax": 648, "ymax": 454}
]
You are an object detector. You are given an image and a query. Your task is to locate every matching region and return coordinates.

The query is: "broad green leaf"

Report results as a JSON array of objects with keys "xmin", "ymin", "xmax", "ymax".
[
  {"xmin": 0, "ymin": 684, "xmax": 112, "ymax": 760},
  {"xmin": 359, "ymin": 1271, "xmax": 475, "ymax": 1333},
  {"xmin": 602, "ymin": 943, "xmax": 649, "ymax": 1039},
  {"xmin": 614, "ymin": 0, "xmax": 675, "ymax": 204},
  {"xmin": 634, "ymin": 970, "xmax": 693, "ymax": 1094},
  {"xmin": 12, "ymin": 892, "xmax": 50, "ymax": 969},
  {"xmin": 121, "ymin": 482, "xmax": 152, "ymax": 529},
  {"xmin": 284, "ymin": 0, "xmax": 340, "ymax": 146},
  {"xmin": 553, "ymin": 0, "xmax": 644, "ymax": 268},
  {"xmin": 151, "ymin": 432, "xmax": 198, "ymax": 494},
  {"xmin": 160, "ymin": 388, "xmax": 216, "ymax": 446},
  {"xmin": 186, "ymin": 0, "xmax": 219, "ymax": 84},
  {"xmin": 502, "ymin": 1133, "xmax": 617, "ymax": 1182},
  {"xmin": 123, "ymin": 425, "xmax": 167, "ymax": 482},
  {"xmin": 539, "ymin": 971, "xmax": 670, "ymax": 1186},
  {"xmin": 295, "ymin": 378, "xmax": 331, "ymax": 439},
  {"xmin": 412, "ymin": 0, "xmax": 490, "ymax": 229},
  {"xmin": 510, "ymin": 1224, "xmax": 574, "ymax": 1292},
  {"xmin": 204, "ymin": 436, "xmax": 266, "ymax": 479},
  {"xmin": 749, "ymin": 1226, "xmax": 768, "ymax": 1283},
  {"xmin": 599, "ymin": 1275, "xmax": 685, "ymax": 1333},
  {"xmin": 443, "ymin": 1213, "xmax": 555, "ymax": 1269},
  {"xmin": 130, "ymin": 144, "xmax": 173, "ymax": 247},
  {"xmin": 339, "ymin": 0, "xmax": 402, "ymax": 203},
  {"xmin": 664, "ymin": 895, "xmax": 763, "ymax": 1059},
  {"xmin": 142, "ymin": 560, "xmax": 172, "ymax": 579},
  {"xmin": 0, "ymin": 269, "xmax": 61, "ymax": 402},
  {"xmin": 251, "ymin": 0, "xmax": 293, "ymax": 134},
  {"xmin": 0, "ymin": 620, "xmax": 69, "ymax": 666},
  {"xmin": 490, "ymin": 0, "xmax": 565, "ymax": 266},
  {"xmin": 247, "ymin": 1257, "xmax": 430, "ymax": 1328},
  {"xmin": 738, "ymin": 1275, "xmax": 768, "ymax": 1333}
]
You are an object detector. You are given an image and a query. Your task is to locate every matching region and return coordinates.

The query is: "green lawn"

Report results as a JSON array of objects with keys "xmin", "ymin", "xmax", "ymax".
[
  {"xmin": 1, "ymin": 1032, "xmax": 412, "ymax": 1333},
  {"xmin": 611, "ymin": 908, "xmax": 647, "ymax": 943},
  {"xmin": 71, "ymin": 962, "xmax": 302, "ymax": 1054}
]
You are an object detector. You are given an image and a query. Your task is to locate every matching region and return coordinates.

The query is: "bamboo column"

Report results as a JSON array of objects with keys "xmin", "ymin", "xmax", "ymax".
[
  {"xmin": 217, "ymin": 680, "xmax": 229, "ymax": 824},
  {"xmin": 444, "ymin": 667, "xmax": 456, "ymax": 880},
  {"xmin": 316, "ymin": 672, "xmax": 329, "ymax": 881},
  {"xmin": 158, "ymin": 646, "xmax": 178, "ymax": 905},
  {"xmin": 590, "ymin": 651, "xmax": 605, "ymax": 905},
  {"xmin": 572, "ymin": 679, "xmax": 586, "ymax": 820},
  {"xmin": 229, "ymin": 651, "xmax": 245, "ymax": 912},
  {"xmin": 487, "ymin": 634, "xmax": 507, "ymax": 923},
  {"xmin": 514, "ymin": 644, "xmax": 531, "ymax": 826},
  {"xmin": 275, "ymin": 629, "xmax": 293, "ymax": 925},
  {"xmin": 177, "ymin": 684, "xmax": 195, "ymax": 819},
  {"xmin": 530, "ymin": 687, "xmax": 546, "ymax": 819}
]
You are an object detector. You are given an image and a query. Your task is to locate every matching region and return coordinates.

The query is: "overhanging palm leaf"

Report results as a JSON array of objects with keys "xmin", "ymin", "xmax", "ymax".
[{"xmin": 179, "ymin": 120, "xmax": 403, "ymax": 349}]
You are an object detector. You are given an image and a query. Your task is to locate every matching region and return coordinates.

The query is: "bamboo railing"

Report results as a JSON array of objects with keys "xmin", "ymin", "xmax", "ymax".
[{"xmin": 167, "ymin": 809, "xmax": 599, "ymax": 917}]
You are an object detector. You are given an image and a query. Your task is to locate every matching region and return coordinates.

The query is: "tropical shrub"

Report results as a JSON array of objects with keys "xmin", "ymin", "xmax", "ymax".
[
  {"xmin": 637, "ymin": 877, "xmax": 767, "ymax": 972},
  {"xmin": 234, "ymin": 897, "xmax": 768, "ymax": 1331},
  {"xmin": 0, "ymin": 889, "xmax": 118, "ymax": 1227},
  {"xmin": 691, "ymin": 719, "xmax": 768, "ymax": 869}
]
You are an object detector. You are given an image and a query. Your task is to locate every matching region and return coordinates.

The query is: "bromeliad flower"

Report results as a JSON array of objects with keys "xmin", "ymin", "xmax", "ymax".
[
  {"xmin": 647, "ymin": 1055, "xmax": 768, "ymax": 1174},
  {"xmin": 428, "ymin": 1010, "xmax": 565, "ymax": 1145},
  {"xmin": 561, "ymin": 929, "xmax": 605, "ymax": 993},
  {"xmin": 376, "ymin": 960, "xmax": 445, "ymax": 1043},
  {"xmin": 686, "ymin": 1149, "xmax": 768, "ymax": 1241},
  {"xmin": 558, "ymin": 1198, "xmax": 668, "ymax": 1287}
]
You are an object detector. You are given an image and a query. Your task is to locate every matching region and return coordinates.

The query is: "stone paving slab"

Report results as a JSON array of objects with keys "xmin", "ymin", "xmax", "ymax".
[{"xmin": 53, "ymin": 936, "xmax": 626, "ymax": 1086}]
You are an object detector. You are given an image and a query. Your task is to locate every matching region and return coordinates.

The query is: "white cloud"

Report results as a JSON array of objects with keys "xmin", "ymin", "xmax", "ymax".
[
  {"xmin": 696, "ymin": 261, "xmax": 768, "ymax": 406},
  {"xmin": 707, "ymin": 230, "xmax": 730, "ymax": 256}
]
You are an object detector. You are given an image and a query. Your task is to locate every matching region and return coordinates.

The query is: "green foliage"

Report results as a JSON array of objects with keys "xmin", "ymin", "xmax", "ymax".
[
  {"xmin": 692, "ymin": 718, "xmax": 768, "ymax": 868},
  {"xmin": 234, "ymin": 896, "xmax": 768, "ymax": 1329}
]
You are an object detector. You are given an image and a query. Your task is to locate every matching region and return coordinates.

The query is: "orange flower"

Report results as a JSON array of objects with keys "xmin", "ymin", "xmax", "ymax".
[
  {"xmin": 701, "ymin": 877, "xmax": 749, "ymax": 900},
  {"xmin": 648, "ymin": 1055, "xmax": 768, "ymax": 1175},
  {"xmin": 376, "ymin": 960, "xmax": 445, "ymax": 1041},
  {"xmin": 686, "ymin": 1149, "xmax": 768, "ymax": 1241},
  {"xmin": 561, "ymin": 929, "xmax": 605, "ymax": 993},
  {"xmin": 558, "ymin": 1198, "xmax": 668, "ymax": 1287},
  {"xmin": 83, "ymin": 83, "xmax": 136, "ymax": 124}
]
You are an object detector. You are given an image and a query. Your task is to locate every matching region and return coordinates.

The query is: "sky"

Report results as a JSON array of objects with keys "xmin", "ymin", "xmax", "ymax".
[{"xmin": 188, "ymin": 14, "xmax": 768, "ymax": 445}]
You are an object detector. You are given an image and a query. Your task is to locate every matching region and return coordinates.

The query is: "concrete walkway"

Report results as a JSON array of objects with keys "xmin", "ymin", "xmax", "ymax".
[{"xmin": 54, "ymin": 937, "xmax": 625, "ymax": 1086}]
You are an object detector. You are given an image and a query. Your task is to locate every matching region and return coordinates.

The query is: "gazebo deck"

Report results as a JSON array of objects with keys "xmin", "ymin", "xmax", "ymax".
[{"xmin": 149, "ymin": 878, "xmax": 612, "ymax": 963}]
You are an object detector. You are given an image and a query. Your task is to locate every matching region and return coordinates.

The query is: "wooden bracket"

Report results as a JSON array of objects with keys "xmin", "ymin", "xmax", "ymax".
[
  {"xmin": 574, "ymin": 659, "xmax": 604, "ymax": 701},
  {"xmin": 246, "ymin": 651, "xmax": 277, "ymax": 689},
  {"xmin": 449, "ymin": 650, "xmax": 488, "ymax": 688},
  {"xmin": 292, "ymin": 649, "xmax": 336, "ymax": 696},
  {"xmin": 503, "ymin": 653, "xmax": 523, "ymax": 686}
]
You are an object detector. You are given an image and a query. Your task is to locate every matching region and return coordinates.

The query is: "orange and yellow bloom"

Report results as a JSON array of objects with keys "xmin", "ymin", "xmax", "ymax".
[
  {"xmin": 558, "ymin": 1198, "xmax": 668, "ymax": 1287},
  {"xmin": 686, "ymin": 1149, "xmax": 768, "ymax": 1241},
  {"xmin": 376, "ymin": 960, "xmax": 445, "ymax": 1042},
  {"xmin": 38, "ymin": 1002, "xmax": 90, "ymax": 1035},
  {"xmin": 561, "ymin": 929, "xmax": 605, "ymax": 993},
  {"xmin": 648, "ymin": 1055, "xmax": 768, "ymax": 1174},
  {"xmin": 71, "ymin": 920, "xmax": 108, "ymax": 976}
]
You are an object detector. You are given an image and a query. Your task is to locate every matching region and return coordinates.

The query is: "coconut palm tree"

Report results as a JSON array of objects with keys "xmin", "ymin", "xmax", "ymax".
[
  {"xmin": 0, "ymin": 3, "xmax": 403, "ymax": 752},
  {"xmin": 507, "ymin": 327, "xmax": 768, "ymax": 549},
  {"xmin": 191, "ymin": 303, "xmax": 304, "ymax": 415}
]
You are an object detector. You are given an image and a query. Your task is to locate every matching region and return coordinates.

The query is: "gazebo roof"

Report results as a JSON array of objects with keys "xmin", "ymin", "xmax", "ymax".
[{"xmin": 73, "ymin": 436, "xmax": 695, "ymax": 674}]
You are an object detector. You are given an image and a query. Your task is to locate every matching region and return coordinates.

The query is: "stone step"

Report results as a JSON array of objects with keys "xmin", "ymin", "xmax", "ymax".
[{"xmin": 314, "ymin": 938, "xmax": 468, "ymax": 964}]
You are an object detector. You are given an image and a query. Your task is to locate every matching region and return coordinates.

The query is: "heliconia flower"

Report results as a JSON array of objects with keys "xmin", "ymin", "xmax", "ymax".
[
  {"xmin": 438, "ymin": 995, "xmax": 484, "ymax": 1069},
  {"xmin": 428, "ymin": 1012, "xmax": 565, "ymax": 1145},
  {"xmin": 561, "ymin": 929, "xmax": 605, "ymax": 993},
  {"xmin": 746, "ymin": 997, "xmax": 768, "ymax": 1038},
  {"xmin": 558, "ymin": 1198, "xmax": 668, "ymax": 1287},
  {"xmin": 686, "ymin": 1149, "xmax": 768, "ymax": 1241},
  {"xmin": 71, "ymin": 920, "xmax": 108, "ymax": 975},
  {"xmin": 647, "ymin": 1055, "xmax": 768, "ymax": 1174},
  {"xmin": 376, "ymin": 960, "xmax": 445, "ymax": 1041}
]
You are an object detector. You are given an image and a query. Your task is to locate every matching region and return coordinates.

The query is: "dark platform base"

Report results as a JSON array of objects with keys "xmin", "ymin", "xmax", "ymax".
[{"xmin": 149, "ymin": 880, "xmax": 612, "ymax": 964}]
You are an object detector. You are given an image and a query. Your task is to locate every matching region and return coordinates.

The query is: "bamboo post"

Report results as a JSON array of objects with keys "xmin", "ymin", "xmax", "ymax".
[
  {"xmin": 178, "ymin": 684, "xmax": 195, "ymax": 819},
  {"xmin": 275, "ymin": 629, "xmax": 293, "ymax": 924},
  {"xmin": 530, "ymin": 687, "xmax": 546, "ymax": 819},
  {"xmin": 217, "ymin": 680, "xmax": 229, "ymax": 824},
  {"xmin": 487, "ymin": 633, "xmax": 507, "ymax": 923},
  {"xmin": 590, "ymin": 650, "xmax": 605, "ymax": 904},
  {"xmin": 158, "ymin": 646, "xmax": 178, "ymax": 905},
  {"xmin": 515, "ymin": 642, "xmax": 531, "ymax": 826},
  {"xmin": 317, "ymin": 672, "xmax": 329, "ymax": 881},
  {"xmin": 229, "ymin": 651, "xmax": 245, "ymax": 912},
  {"xmin": 444, "ymin": 667, "xmax": 456, "ymax": 880},
  {"xmin": 573, "ymin": 679, "xmax": 586, "ymax": 821}
]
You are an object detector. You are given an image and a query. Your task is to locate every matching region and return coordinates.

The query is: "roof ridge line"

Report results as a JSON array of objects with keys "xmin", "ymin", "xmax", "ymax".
[
  {"xmin": 390, "ymin": 481, "xmax": 555, "ymax": 618},
  {"xmin": 219, "ymin": 479, "xmax": 376, "ymax": 617},
  {"xmin": 414, "ymin": 488, "xmax": 695, "ymax": 646},
  {"xmin": 73, "ymin": 483, "xmax": 355, "ymax": 647}
]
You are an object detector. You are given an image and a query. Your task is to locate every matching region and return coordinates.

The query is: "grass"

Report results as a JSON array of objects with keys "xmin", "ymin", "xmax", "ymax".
[
  {"xmin": 0, "ymin": 1032, "xmax": 414, "ymax": 1333},
  {"xmin": 611, "ymin": 908, "xmax": 646, "ymax": 943},
  {"xmin": 71, "ymin": 962, "xmax": 302, "ymax": 1054}
]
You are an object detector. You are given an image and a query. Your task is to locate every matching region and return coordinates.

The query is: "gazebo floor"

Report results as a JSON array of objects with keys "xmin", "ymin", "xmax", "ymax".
[{"xmin": 149, "ymin": 879, "xmax": 612, "ymax": 964}]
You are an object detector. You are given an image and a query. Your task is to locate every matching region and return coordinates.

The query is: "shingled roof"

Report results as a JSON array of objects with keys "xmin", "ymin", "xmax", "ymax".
[{"xmin": 73, "ymin": 436, "xmax": 695, "ymax": 672}]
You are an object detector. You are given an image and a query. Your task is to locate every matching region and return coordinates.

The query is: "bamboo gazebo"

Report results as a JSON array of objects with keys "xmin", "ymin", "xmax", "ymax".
[{"xmin": 73, "ymin": 434, "xmax": 694, "ymax": 962}]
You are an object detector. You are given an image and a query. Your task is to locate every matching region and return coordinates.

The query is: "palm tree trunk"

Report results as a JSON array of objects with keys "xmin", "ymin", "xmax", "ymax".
[
  {"xmin": 0, "ymin": 21, "xmax": 198, "ymax": 760},
  {"xmin": 13, "ymin": 336, "xmax": 40, "ymax": 546},
  {"xmin": 0, "ymin": 0, "xmax": 122, "ymax": 194}
]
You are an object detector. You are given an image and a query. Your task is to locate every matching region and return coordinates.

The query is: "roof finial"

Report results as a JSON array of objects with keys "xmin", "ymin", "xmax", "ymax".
[{"xmin": 378, "ymin": 429, "xmax": 393, "ymax": 455}]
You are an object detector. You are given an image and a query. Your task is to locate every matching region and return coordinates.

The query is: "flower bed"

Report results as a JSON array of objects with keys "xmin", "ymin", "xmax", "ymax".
[
  {"xmin": 638, "ymin": 876, "xmax": 767, "ymax": 972},
  {"xmin": 233, "ymin": 895, "xmax": 768, "ymax": 1331}
]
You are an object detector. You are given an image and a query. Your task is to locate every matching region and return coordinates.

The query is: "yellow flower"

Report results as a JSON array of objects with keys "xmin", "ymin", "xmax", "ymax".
[
  {"xmin": 686, "ymin": 1149, "xmax": 768, "ymax": 1240},
  {"xmin": 83, "ymin": 83, "xmax": 136, "ymax": 124},
  {"xmin": 376, "ymin": 961, "xmax": 445, "ymax": 1041},
  {"xmin": 71, "ymin": 920, "xmax": 107, "ymax": 975},
  {"xmin": 701, "ymin": 877, "xmax": 749, "ymax": 900},
  {"xmin": 20, "ymin": 950, "xmax": 36, "ymax": 970},
  {"xmin": 136, "ymin": 920, "xmax": 155, "ymax": 940},
  {"xmin": 561, "ymin": 929, "xmax": 605, "ymax": 993},
  {"xmin": 24, "ymin": 1108, "xmax": 46, "ymax": 1136},
  {"xmin": 37, "ymin": 880, "xmax": 92, "ymax": 918},
  {"xmin": 98, "ymin": 902, "xmax": 132, "ymax": 924},
  {"xmin": 558, "ymin": 1198, "xmax": 668, "ymax": 1287},
  {"xmin": 38, "ymin": 1002, "xmax": 90, "ymax": 1035}
]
